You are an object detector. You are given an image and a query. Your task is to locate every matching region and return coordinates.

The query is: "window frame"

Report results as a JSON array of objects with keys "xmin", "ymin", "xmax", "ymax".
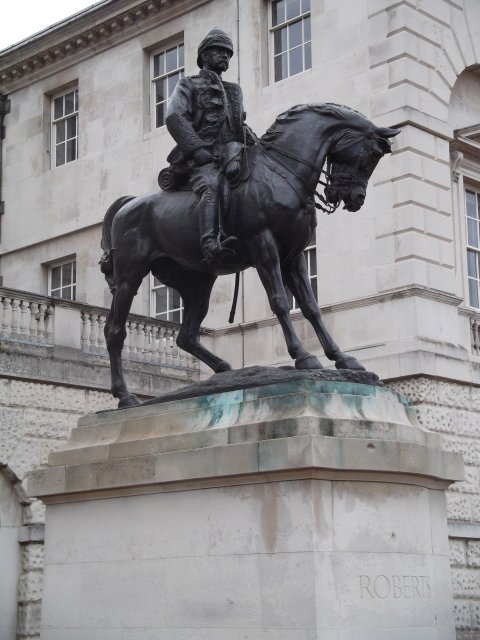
[
  {"xmin": 150, "ymin": 274, "xmax": 184, "ymax": 322},
  {"xmin": 48, "ymin": 258, "xmax": 77, "ymax": 301},
  {"xmin": 270, "ymin": 0, "xmax": 312, "ymax": 84},
  {"xmin": 465, "ymin": 185, "xmax": 480, "ymax": 309},
  {"xmin": 51, "ymin": 87, "xmax": 79, "ymax": 168},
  {"xmin": 150, "ymin": 40, "xmax": 185, "ymax": 130},
  {"xmin": 451, "ymin": 127, "xmax": 480, "ymax": 312}
]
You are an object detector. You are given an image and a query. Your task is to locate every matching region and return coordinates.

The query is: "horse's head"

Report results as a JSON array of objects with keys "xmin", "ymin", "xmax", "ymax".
[{"xmin": 324, "ymin": 126, "xmax": 400, "ymax": 212}]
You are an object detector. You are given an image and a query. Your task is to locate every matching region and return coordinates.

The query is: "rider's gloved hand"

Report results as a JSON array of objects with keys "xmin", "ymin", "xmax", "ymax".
[{"xmin": 192, "ymin": 148, "xmax": 214, "ymax": 166}]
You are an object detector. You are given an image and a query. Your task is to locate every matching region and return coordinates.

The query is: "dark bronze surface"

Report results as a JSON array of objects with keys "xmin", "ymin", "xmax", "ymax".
[{"xmin": 100, "ymin": 99, "xmax": 398, "ymax": 407}]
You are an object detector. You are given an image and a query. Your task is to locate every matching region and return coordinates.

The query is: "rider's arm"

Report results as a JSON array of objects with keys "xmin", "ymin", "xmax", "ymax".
[{"xmin": 165, "ymin": 79, "xmax": 205, "ymax": 158}]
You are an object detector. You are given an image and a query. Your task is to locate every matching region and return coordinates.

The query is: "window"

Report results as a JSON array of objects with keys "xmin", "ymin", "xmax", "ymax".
[
  {"xmin": 52, "ymin": 88, "xmax": 78, "ymax": 167},
  {"xmin": 152, "ymin": 42, "xmax": 184, "ymax": 128},
  {"xmin": 466, "ymin": 187, "xmax": 480, "ymax": 308},
  {"xmin": 271, "ymin": 0, "xmax": 311, "ymax": 82},
  {"xmin": 286, "ymin": 240, "xmax": 317, "ymax": 311},
  {"xmin": 151, "ymin": 276, "xmax": 183, "ymax": 322},
  {"xmin": 49, "ymin": 259, "xmax": 76, "ymax": 300}
]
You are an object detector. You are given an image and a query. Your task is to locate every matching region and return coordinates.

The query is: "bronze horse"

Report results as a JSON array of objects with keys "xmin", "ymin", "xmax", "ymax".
[{"xmin": 101, "ymin": 103, "xmax": 399, "ymax": 407}]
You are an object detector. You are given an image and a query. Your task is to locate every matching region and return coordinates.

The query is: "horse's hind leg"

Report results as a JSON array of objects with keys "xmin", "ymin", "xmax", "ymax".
[
  {"xmin": 105, "ymin": 271, "xmax": 147, "ymax": 407},
  {"xmin": 282, "ymin": 253, "xmax": 365, "ymax": 371},
  {"xmin": 154, "ymin": 268, "xmax": 231, "ymax": 373}
]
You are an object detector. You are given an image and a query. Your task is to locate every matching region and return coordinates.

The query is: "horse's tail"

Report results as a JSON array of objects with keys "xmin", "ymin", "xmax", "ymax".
[{"xmin": 100, "ymin": 196, "xmax": 135, "ymax": 292}]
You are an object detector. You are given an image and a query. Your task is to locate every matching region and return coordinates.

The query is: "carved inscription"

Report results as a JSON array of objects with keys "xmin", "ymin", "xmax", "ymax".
[{"xmin": 359, "ymin": 575, "xmax": 431, "ymax": 599}]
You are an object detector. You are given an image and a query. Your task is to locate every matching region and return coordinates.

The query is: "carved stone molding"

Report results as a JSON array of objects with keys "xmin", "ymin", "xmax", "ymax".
[{"xmin": 0, "ymin": 0, "xmax": 210, "ymax": 90}]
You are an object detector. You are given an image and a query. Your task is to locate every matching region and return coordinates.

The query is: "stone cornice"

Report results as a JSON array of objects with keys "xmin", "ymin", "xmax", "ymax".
[
  {"xmin": 0, "ymin": 0, "xmax": 211, "ymax": 92},
  {"xmin": 212, "ymin": 286, "xmax": 463, "ymax": 336}
]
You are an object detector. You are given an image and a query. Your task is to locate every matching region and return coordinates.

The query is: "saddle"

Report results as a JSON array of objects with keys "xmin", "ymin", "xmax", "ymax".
[{"xmin": 158, "ymin": 141, "xmax": 248, "ymax": 192}]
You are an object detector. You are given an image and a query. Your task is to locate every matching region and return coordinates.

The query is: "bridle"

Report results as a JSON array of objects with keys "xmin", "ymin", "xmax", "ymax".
[{"xmin": 258, "ymin": 136, "xmax": 369, "ymax": 215}]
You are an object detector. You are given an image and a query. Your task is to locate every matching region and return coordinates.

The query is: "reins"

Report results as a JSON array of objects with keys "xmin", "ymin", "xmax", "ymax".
[{"xmin": 258, "ymin": 140, "xmax": 339, "ymax": 215}]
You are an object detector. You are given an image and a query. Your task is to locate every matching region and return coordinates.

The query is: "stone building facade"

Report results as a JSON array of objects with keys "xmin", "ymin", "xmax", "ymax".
[{"xmin": 1, "ymin": 0, "xmax": 480, "ymax": 637}]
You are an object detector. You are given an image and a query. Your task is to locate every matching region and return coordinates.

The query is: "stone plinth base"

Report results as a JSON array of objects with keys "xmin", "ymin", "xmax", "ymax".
[{"xmin": 29, "ymin": 378, "xmax": 463, "ymax": 639}]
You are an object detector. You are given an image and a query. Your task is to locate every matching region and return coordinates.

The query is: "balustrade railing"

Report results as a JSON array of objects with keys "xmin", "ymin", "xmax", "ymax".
[
  {"xmin": 0, "ymin": 292, "xmax": 54, "ymax": 344},
  {"xmin": 471, "ymin": 316, "xmax": 480, "ymax": 356},
  {"xmin": 80, "ymin": 310, "xmax": 196, "ymax": 368},
  {"xmin": 0, "ymin": 288, "xmax": 197, "ymax": 370}
]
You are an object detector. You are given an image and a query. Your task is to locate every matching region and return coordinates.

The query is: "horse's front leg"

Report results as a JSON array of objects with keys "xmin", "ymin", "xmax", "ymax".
[
  {"xmin": 250, "ymin": 230, "xmax": 321, "ymax": 369},
  {"xmin": 282, "ymin": 253, "xmax": 365, "ymax": 371}
]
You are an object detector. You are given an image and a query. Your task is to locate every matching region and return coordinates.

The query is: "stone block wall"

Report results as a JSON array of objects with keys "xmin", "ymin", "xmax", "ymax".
[
  {"xmin": 387, "ymin": 376, "xmax": 480, "ymax": 638},
  {"xmin": 0, "ymin": 378, "xmax": 117, "ymax": 640}
]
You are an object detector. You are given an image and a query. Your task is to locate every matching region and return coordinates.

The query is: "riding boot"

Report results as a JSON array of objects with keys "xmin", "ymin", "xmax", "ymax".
[{"xmin": 199, "ymin": 199, "xmax": 222, "ymax": 267}]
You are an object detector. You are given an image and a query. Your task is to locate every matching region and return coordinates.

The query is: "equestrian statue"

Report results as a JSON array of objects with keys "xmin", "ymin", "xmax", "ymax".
[{"xmin": 100, "ymin": 28, "xmax": 400, "ymax": 407}]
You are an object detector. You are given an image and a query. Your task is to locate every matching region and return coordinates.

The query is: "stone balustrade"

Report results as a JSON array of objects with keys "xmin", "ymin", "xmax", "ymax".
[
  {"xmin": 470, "ymin": 315, "xmax": 480, "ymax": 357},
  {"xmin": 0, "ymin": 287, "xmax": 198, "ymax": 370},
  {"xmin": 0, "ymin": 290, "xmax": 54, "ymax": 344}
]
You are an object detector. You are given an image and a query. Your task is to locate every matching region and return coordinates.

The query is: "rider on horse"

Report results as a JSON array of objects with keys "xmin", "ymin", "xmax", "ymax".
[{"xmin": 165, "ymin": 28, "xmax": 256, "ymax": 267}]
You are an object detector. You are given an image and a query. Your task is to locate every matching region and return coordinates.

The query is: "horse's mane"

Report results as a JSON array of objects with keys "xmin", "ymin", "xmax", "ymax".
[{"xmin": 260, "ymin": 103, "xmax": 374, "ymax": 144}]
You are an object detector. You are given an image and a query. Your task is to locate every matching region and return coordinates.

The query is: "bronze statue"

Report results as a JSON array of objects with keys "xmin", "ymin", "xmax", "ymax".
[
  {"xmin": 101, "ymin": 95, "xmax": 399, "ymax": 406},
  {"xmin": 164, "ymin": 28, "xmax": 256, "ymax": 266}
]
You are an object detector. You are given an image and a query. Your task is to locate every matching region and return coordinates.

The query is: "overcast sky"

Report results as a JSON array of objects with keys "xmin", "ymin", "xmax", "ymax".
[{"xmin": 1, "ymin": 1, "xmax": 99, "ymax": 51}]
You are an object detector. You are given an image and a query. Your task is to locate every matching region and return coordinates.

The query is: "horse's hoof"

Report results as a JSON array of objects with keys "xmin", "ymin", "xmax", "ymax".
[
  {"xmin": 295, "ymin": 354, "xmax": 323, "ymax": 369},
  {"xmin": 118, "ymin": 394, "xmax": 141, "ymax": 408},
  {"xmin": 213, "ymin": 361, "xmax": 232, "ymax": 373},
  {"xmin": 335, "ymin": 355, "xmax": 366, "ymax": 371}
]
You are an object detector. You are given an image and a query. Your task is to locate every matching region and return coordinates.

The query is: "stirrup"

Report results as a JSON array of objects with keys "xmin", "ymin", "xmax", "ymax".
[{"xmin": 218, "ymin": 234, "xmax": 237, "ymax": 256}]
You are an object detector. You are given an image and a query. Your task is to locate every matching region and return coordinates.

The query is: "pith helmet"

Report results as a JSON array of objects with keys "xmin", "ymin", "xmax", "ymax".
[{"xmin": 197, "ymin": 28, "xmax": 234, "ymax": 68}]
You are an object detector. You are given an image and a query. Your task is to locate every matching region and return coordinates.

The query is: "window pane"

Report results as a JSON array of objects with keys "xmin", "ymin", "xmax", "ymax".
[
  {"xmin": 153, "ymin": 52, "xmax": 164, "ymax": 77},
  {"xmin": 286, "ymin": 0, "xmax": 301, "ymax": 21},
  {"xmin": 468, "ymin": 250, "xmax": 478, "ymax": 277},
  {"xmin": 64, "ymin": 91, "xmax": 75, "ymax": 115},
  {"xmin": 62, "ymin": 262, "xmax": 72, "ymax": 286},
  {"xmin": 274, "ymin": 27, "xmax": 288, "ymax": 55},
  {"xmin": 54, "ymin": 96, "xmax": 63, "ymax": 119},
  {"xmin": 56, "ymin": 142, "xmax": 65, "ymax": 167},
  {"xmin": 165, "ymin": 47, "xmax": 177, "ymax": 73},
  {"xmin": 466, "ymin": 190, "xmax": 477, "ymax": 218},
  {"xmin": 61, "ymin": 286, "xmax": 72, "ymax": 300},
  {"xmin": 51, "ymin": 290, "xmax": 61, "ymax": 299},
  {"xmin": 155, "ymin": 78, "xmax": 165, "ymax": 104},
  {"xmin": 304, "ymin": 15, "xmax": 311, "ymax": 41},
  {"xmin": 153, "ymin": 276, "xmax": 161, "ymax": 287},
  {"xmin": 168, "ymin": 72, "xmax": 181, "ymax": 97},
  {"xmin": 66, "ymin": 139, "xmax": 76, "ymax": 162},
  {"xmin": 467, "ymin": 218, "xmax": 479, "ymax": 247},
  {"xmin": 171, "ymin": 288, "xmax": 181, "ymax": 309},
  {"xmin": 51, "ymin": 266, "xmax": 61, "ymax": 290},
  {"xmin": 301, "ymin": 0, "xmax": 310, "ymax": 12},
  {"xmin": 469, "ymin": 278, "xmax": 479, "ymax": 308},
  {"xmin": 274, "ymin": 53, "xmax": 288, "ymax": 81},
  {"xmin": 289, "ymin": 20, "xmax": 303, "ymax": 48},
  {"xmin": 156, "ymin": 104, "xmax": 165, "ymax": 128},
  {"xmin": 170, "ymin": 309, "xmax": 181, "ymax": 323},
  {"xmin": 304, "ymin": 41, "xmax": 312, "ymax": 70},
  {"xmin": 289, "ymin": 45, "xmax": 303, "ymax": 76},
  {"xmin": 272, "ymin": 0, "xmax": 286, "ymax": 26},
  {"xmin": 56, "ymin": 120, "xmax": 65, "ymax": 143},
  {"xmin": 178, "ymin": 44, "xmax": 184, "ymax": 67},
  {"xmin": 72, "ymin": 285, "xmax": 76, "ymax": 301},
  {"xmin": 67, "ymin": 116, "xmax": 76, "ymax": 140},
  {"xmin": 155, "ymin": 287, "xmax": 168, "ymax": 314}
]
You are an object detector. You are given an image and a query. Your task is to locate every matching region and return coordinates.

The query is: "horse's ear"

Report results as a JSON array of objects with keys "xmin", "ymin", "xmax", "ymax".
[{"xmin": 376, "ymin": 126, "xmax": 401, "ymax": 138}]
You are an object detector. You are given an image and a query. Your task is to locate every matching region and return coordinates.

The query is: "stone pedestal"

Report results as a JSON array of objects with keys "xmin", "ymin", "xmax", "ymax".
[{"xmin": 28, "ymin": 376, "xmax": 463, "ymax": 640}]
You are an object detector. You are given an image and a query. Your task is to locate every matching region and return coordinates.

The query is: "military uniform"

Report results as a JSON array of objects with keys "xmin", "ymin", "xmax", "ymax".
[{"xmin": 165, "ymin": 28, "xmax": 254, "ymax": 266}]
